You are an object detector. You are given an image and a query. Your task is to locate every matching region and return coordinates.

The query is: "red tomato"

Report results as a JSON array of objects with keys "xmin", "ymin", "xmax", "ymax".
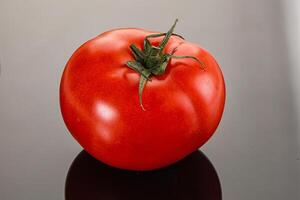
[{"xmin": 60, "ymin": 20, "xmax": 225, "ymax": 171}]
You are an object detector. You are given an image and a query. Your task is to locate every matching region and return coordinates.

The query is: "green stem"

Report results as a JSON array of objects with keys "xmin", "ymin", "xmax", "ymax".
[
  {"xmin": 126, "ymin": 19, "xmax": 205, "ymax": 110},
  {"xmin": 158, "ymin": 19, "xmax": 178, "ymax": 51}
]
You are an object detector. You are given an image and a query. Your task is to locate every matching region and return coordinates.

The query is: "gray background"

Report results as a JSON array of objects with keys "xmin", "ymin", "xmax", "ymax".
[{"xmin": 0, "ymin": 0, "xmax": 299, "ymax": 199}]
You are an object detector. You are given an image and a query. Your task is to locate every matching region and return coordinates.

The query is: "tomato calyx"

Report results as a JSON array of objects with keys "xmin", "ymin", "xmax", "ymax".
[{"xmin": 126, "ymin": 19, "xmax": 204, "ymax": 110}]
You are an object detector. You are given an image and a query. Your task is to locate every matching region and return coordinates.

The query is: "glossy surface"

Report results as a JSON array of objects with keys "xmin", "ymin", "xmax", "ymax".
[
  {"xmin": 65, "ymin": 150, "xmax": 221, "ymax": 200},
  {"xmin": 60, "ymin": 29, "xmax": 225, "ymax": 170}
]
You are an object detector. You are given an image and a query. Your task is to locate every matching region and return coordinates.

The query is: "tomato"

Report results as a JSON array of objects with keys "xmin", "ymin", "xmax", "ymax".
[{"xmin": 60, "ymin": 19, "xmax": 225, "ymax": 171}]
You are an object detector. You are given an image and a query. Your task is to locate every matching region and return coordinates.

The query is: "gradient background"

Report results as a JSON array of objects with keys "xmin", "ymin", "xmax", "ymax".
[{"xmin": 0, "ymin": 0, "xmax": 299, "ymax": 199}]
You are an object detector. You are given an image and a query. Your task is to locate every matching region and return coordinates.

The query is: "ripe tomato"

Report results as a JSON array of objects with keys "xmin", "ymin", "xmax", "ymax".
[{"xmin": 60, "ymin": 20, "xmax": 225, "ymax": 171}]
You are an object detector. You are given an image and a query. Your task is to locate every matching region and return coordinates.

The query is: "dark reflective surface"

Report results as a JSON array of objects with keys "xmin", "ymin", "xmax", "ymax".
[{"xmin": 65, "ymin": 150, "xmax": 221, "ymax": 200}]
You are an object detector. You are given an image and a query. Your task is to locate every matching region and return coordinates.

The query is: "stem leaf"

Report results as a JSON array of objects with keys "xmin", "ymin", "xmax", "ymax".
[
  {"xmin": 130, "ymin": 44, "xmax": 145, "ymax": 63},
  {"xmin": 139, "ymin": 75, "xmax": 149, "ymax": 111},
  {"xmin": 126, "ymin": 61, "xmax": 151, "ymax": 79}
]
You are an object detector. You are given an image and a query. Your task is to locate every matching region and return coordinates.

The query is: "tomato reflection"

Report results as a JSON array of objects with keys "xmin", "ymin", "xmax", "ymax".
[{"xmin": 65, "ymin": 150, "xmax": 222, "ymax": 200}]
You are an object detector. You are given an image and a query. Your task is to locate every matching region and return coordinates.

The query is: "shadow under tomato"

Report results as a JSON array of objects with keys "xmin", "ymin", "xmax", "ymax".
[{"xmin": 65, "ymin": 150, "xmax": 222, "ymax": 200}]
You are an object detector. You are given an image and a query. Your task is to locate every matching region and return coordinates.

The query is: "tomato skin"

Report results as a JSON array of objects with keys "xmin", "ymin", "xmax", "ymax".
[{"xmin": 60, "ymin": 28, "xmax": 225, "ymax": 171}]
